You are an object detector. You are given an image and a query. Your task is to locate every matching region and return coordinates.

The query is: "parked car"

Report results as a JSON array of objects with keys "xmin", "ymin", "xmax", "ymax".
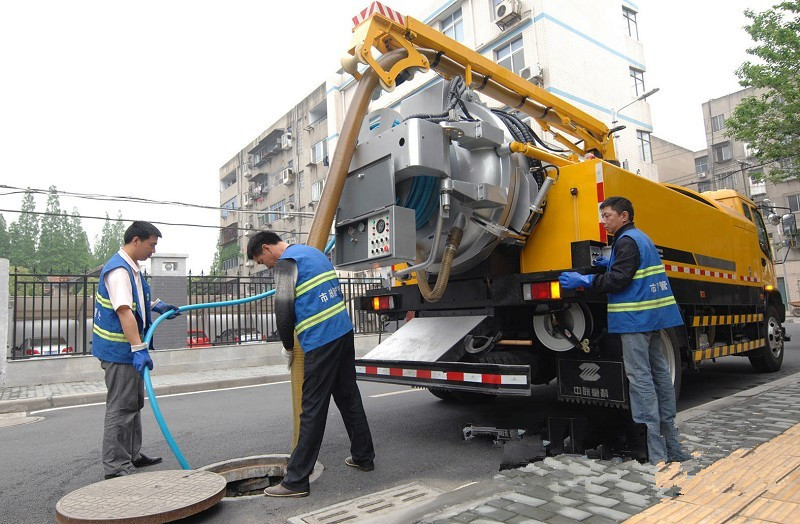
[
  {"xmin": 213, "ymin": 328, "xmax": 267, "ymax": 346},
  {"xmin": 186, "ymin": 330, "xmax": 212, "ymax": 348},
  {"xmin": 17, "ymin": 336, "xmax": 74, "ymax": 356}
]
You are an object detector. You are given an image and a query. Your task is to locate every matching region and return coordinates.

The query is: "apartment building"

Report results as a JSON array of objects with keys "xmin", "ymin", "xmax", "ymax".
[
  {"xmin": 219, "ymin": 0, "xmax": 657, "ymax": 275},
  {"xmin": 655, "ymin": 87, "xmax": 800, "ymax": 311}
]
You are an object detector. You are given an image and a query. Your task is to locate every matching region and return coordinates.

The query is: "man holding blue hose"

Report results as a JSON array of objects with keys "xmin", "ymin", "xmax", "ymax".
[
  {"xmin": 92, "ymin": 221, "xmax": 181, "ymax": 479},
  {"xmin": 247, "ymin": 231, "xmax": 375, "ymax": 498}
]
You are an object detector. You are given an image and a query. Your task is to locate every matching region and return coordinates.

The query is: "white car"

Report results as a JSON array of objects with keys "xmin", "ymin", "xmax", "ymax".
[{"xmin": 18, "ymin": 337, "xmax": 74, "ymax": 356}]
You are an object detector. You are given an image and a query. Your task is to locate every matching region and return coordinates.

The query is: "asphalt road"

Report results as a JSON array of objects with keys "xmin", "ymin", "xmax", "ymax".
[{"xmin": 1, "ymin": 324, "xmax": 798, "ymax": 523}]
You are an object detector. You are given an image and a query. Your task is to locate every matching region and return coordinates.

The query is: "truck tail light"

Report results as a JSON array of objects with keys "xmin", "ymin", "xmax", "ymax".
[
  {"xmin": 523, "ymin": 281, "xmax": 561, "ymax": 300},
  {"xmin": 372, "ymin": 295, "xmax": 395, "ymax": 310}
]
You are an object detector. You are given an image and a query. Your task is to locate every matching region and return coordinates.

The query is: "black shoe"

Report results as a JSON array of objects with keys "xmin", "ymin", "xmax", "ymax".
[
  {"xmin": 345, "ymin": 456, "xmax": 374, "ymax": 472},
  {"xmin": 132, "ymin": 453, "xmax": 162, "ymax": 468},
  {"xmin": 264, "ymin": 484, "xmax": 309, "ymax": 498},
  {"xmin": 104, "ymin": 469, "xmax": 134, "ymax": 480}
]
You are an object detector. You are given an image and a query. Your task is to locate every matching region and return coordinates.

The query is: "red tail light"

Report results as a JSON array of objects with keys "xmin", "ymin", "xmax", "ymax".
[
  {"xmin": 63, "ymin": 346, "xmax": 74, "ymax": 353},
  {"xmin": 25, "ymin": 349, "xmax": 40, "ymax": 356},
  {"xmin": 371, "ymin": 295, "xmax": 395, "ymax": 310},
  {"xmin": 522, "ymin": 281, "xmax": 562, "ymax": 300}
]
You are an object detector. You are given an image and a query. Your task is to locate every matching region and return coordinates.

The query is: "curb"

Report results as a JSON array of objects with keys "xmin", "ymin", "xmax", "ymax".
[{"xmin": 0, "ymin": 372, "xmax": 291, "ymax": 414}]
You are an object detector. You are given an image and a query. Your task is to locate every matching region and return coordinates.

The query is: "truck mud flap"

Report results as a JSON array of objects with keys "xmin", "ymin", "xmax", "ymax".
[
  {"xmin": 355, "ymin": 360, "xmax": 531, "ymax": 396},
  {"xmin": 557, "ymin": 359, "xmax": 628, "ymax": 408}
]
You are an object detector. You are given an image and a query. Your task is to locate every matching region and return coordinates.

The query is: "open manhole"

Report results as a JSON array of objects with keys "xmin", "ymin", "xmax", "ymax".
[{"xmin": 199, "ymin": 454, "xmax": 323, "ymax": 498}]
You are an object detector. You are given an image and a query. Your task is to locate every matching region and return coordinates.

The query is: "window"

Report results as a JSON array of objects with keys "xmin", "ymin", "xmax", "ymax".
[
  {"xmin": 788, "ymin": 194, "xmax": 800, "ymax": 213},
  {"xmin": 311, "ymin": 140, "xmax": 327, "ymax": 164},
  {"xmin": 257, "ymin": 213, "xmax": 271, "ymax": 227},
  {"xmin": 715, "ymin": 172, "xmax": 735, "ymax": 190},
  {"xmin": 623, "ymin": 7, "xmax": 638, "ymax": 39},
  {"xmin": 636, "ymin": 130, "xmax": 652, "ymax": 163},
  {"xmin": 711, "ymin": 114, "xmax": 725, "ymax": 132},
  {"xmin": 441, "ymin": 8, "xmax": 464, "ymax": 42},
  {"xmin": 697, "ymin": 180, "xmax": 712, "ymax": 193},
  {"xmin": 495, "ymin": 37, "xmax": 525, "ymax": 75},
  {"xmin": 311, "ymin": 180, "xmax": 324, "ymax": 202},
  {"xmin": 630, "ymin": 67, "xmax": 645, "ymax": 97},
  {"xmin": 221, "ymin": 196, "xmax": 238, "ymax": 219},
  {"xmin": 713, "ymin": 142, "xmax": 732, "ymax": 162},
  {"xmin": 742, "ymin": 204, "xmax": 753, "ymax": 222},
  {"xmin": 695, "ymin": 156, "xmax": 708, "ymax": 174},
  {"xmin": 268, "ymin": 199, "xmax": 286, "ymax": 222},
  {"xmin": 221, "ymin": 257, "xmax": 239, "ymax": 271},
  {"xmin": 752, "ymin": 209, "xmax": 773, "ymax": 260}
]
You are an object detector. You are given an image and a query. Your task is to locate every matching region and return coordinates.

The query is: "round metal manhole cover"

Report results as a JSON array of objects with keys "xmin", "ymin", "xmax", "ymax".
[{"xmin": 55, "ymin": 470, "xmax": 227, "ymax": 524}]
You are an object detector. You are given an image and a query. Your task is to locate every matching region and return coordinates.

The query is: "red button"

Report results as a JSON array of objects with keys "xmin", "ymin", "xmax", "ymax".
[{"xmin": 383, "ymin": 246, "xmax": 389, "ymax": 252}]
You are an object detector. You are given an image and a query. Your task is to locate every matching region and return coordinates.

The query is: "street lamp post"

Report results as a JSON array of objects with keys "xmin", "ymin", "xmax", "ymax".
[{"xmin": 610, "ymin": 87, "xmax": 661, "ymax": 141}]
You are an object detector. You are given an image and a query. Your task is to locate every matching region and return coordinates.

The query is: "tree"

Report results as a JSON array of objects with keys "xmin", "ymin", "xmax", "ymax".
[
  {"xmin": 93, "ymin": 212, "xmax": 127, "ymax": 266},
  {"xmin": 8, "ymin": 189, "xmax": 39, "ymax": 269},
  {"xmin": 209, "ymin": 242, "xmax": 222, "ymax": 275},
  {"xmin": 39, "ymin": 186, "xmax": 71, "ymax": 272},
  {"xmin": 67, "ymin": 208, "xmax": 93, "ymax": 272},
  {"xmin": 726, "ymin": 1, "xmax": 800, "ymax": 182},
  {"xmin": 0, "ymin": 214, "xmax": 10, "ymax": 260}
]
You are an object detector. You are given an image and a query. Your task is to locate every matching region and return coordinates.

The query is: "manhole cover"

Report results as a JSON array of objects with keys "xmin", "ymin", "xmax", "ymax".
[
  {"xmin": 200, "ymin": 454, "xmax": 323, "ymax": 498},
  {"xmin": 55, "ymin": 470, "xmax": 226, "ymax": 523}
]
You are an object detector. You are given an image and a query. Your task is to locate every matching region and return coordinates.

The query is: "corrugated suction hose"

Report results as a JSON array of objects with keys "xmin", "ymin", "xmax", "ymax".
[{"xmin": 416, "ymin": 226, "xmax": 464, "ymax": 302}]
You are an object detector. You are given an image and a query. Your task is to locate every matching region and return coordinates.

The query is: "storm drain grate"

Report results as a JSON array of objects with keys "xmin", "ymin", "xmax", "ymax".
[{"xmin": 289, "ymin": 482, "xmax": 444, "ymax": 524}]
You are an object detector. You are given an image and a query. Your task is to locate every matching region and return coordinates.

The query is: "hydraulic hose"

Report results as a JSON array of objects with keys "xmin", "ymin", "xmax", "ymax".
[
  {"xmin": 141, "ymin": 237, "xmax": 335, "ymax": 470},
  {"xmin": 416, "ymin": 225, "xmax": 464, "ymax": 302}
]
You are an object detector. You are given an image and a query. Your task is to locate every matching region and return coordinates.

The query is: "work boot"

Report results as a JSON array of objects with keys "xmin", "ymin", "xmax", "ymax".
[
  {"xmin": 132, "ymin": 453, "xmax": 163, "ymax": 468},
  {"xmin": 345, "ymin": 456, "xmax": 374, "ymax": 472}
]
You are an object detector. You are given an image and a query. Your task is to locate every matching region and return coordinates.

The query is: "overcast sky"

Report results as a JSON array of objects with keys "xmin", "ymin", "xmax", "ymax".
[{"xmin": 0, "ymin": 0, "xmax": 775, "ymax": 272}]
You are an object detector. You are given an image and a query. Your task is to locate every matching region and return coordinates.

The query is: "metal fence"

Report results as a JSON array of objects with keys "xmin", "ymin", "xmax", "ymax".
[{"xmin": 8, "ymin": 269, "xmax": 385, "ymax": 359}]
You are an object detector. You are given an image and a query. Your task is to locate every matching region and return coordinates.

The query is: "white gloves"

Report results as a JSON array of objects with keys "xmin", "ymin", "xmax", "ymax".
[{"xmin": 281, "ymin": 347, "xmax": 293, "ymax": 371}]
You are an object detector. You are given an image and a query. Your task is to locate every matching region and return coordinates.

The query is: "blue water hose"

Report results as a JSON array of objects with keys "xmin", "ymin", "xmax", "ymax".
[{"xmin": 142, "ymin": 237, "xmax": 336, "ymax": 470}]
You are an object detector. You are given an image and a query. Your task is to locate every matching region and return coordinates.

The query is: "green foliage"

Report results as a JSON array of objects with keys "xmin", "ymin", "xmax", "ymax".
[
  {"xmin": 0, "ymin": 214, "xmax": 10, "ymax": 260},
  {"xmin": 68, "ymin": 208, "xmax": 94, "ymax": 272},
  {"xmin": 38, "ymin": 186, "xmax": 71, "ymax": 272},
  {"xmin": 8, "ymin": 189, "xmax": 39, "ymax": 268},
  {"xmin": 726, "ymin": 1, "xmax": 800, "ymax": 182},
  {"xmin": 92, "ymin": 212, "xmax": 125, "ymax": 266},
  {"xmin": 209, "ymin": 242, "xmax": 222, "ymax": 275}
]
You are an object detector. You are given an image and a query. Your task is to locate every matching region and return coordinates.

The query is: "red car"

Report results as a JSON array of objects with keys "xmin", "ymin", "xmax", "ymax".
[{"xmin": 187, "ymin": 330, "xmax": 212, "ymax": 348}]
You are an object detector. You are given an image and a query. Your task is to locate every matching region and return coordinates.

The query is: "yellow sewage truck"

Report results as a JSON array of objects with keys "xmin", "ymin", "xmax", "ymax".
[{"xmin": 321, "ymin": 2, "xmax": 787, "ymax": 408}]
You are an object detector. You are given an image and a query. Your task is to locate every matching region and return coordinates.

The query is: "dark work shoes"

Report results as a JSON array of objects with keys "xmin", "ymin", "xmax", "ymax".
[
  {"xmin": 132, "ymin": 453, "xmax": 163, "ymax": 468},
  {"xmin": 264, "ymin": 484, "xmax": 309, "ymax": 498},
  {"xmin": 104, "ymin": 469, "xmax": 134, "ymax": 480},
  {"xmin": 345, "ymin": 456, "xmax": 375, "ymax": 472}
]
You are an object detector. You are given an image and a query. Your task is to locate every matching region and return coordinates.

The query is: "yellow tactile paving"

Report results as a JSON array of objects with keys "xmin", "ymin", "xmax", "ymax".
[{"xmin": 625, "ymin": 422, "xmax": 800, "ymax": 524}]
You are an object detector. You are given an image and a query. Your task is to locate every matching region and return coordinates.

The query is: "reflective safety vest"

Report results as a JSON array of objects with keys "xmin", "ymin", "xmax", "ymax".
[
  {"xmin": 92, "ymin": 253, "xmax": 152, "ymax": 364},
  {"xmin": 607, "ymin": 228, "xmax": 683, "ymax": 334},
  {"xmin": 280, "ymin": 244, "xmax": 352, "ymax": 352}
]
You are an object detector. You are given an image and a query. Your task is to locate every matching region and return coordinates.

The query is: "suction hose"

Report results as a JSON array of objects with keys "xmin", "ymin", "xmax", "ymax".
[
  {"xmin": 416, "ymin": 224, "xmax": 464, "ymax": 302},
  {"xmin": 141, "ymin": 238, "xmax": 335, "ymax": 470}
]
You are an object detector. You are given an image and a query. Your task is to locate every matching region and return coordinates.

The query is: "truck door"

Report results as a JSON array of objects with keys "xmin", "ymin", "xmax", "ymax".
[{"xmin": 752, "ymin": 208, "xmax": 776, "ymax": 286}]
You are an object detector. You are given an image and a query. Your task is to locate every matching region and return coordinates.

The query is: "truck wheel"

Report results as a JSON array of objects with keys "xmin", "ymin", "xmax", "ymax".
[
  {"xmin": 749, "ymin": 306, "xmax": 784, "ymax": 372},
  {"xmin": 660, "ymin": 328, "xmax": 682, "ymax": 402},
  {"xmin": 428, "ymin": 388, "xmax": 457, "ymax": 401}
]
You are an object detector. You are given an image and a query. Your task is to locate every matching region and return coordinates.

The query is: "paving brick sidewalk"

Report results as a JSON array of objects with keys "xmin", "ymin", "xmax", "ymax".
[
  {"xmin": 0, "ymin": 364, "xmax": 289, "ymax": 413},
  {"xmin": 382, "ymin": 373, "xmax": 800, "ymax": 524}
]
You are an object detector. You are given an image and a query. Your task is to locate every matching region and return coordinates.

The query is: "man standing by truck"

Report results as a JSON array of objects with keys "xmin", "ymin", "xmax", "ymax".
[
  {"xmin": 558, "ymin": 197, "xmax": 690, "ymax": 465},
  {"xmin": 246, "ymin": 231, "xmax": 375, "ymax": 498},
  {"xmin": 93, "ymin": 221, "xmax": 180, "ymax": 479}
]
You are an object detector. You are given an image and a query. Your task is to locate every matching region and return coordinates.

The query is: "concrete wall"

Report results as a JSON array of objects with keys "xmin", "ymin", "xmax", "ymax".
[{"xmin": 1, "ymin": 333, "xmax": 382, "ymax": 387}]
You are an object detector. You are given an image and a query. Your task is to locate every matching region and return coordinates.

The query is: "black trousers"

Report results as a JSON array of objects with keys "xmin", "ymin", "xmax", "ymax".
[{"xmin": 281, "ymin": 330, "xmax": 374, "ymax": 492}]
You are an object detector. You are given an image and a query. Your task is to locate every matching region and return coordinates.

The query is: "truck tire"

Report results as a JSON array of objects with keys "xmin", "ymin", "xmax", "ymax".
[
  {"xmin": 428, "ymin": 388, "xmax": 457, "ymax": 401},
  {"xmin": 749, "ymin": 306, "xmax": 784, "ymax": 372},
  {"xmin": 660, "ymin": 328, "xmax": 682, "ymax": 402}
]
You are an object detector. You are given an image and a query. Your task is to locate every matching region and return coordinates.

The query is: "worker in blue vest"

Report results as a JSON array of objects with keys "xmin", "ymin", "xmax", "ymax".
[
  {"xmin": 93, "ymin": 221, "xmax": 181, "ymax": 479},
  {"xmin": 247, "ymin": 231, "xmax": 374, "ymax": 498},
  {"xmin": 559, "ymin": 197, "xmax": 690, "ymax": 465}
]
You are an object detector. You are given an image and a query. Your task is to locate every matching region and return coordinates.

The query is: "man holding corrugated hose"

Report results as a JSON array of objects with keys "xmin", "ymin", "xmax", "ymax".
[{"xmin": 246, "ymin": 231, "xmax": 374, "ymax": 498}]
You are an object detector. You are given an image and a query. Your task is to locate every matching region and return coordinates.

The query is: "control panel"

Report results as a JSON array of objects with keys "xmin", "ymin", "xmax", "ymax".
[{"xmin": 335, "ymin": 205, "xmax": 416, "ymax": 271}]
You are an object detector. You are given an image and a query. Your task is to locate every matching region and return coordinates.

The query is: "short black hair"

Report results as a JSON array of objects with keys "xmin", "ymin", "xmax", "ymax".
[
  {"xmin": 600, "ymin": 196, "xmax": 634, "ymax": 222},
  {"xmin": 124, "ymin": 221, "xmax": 162, "ymax": 244},
  {"xmin": 247, "ymin": 231, "xmax": 282, "ymax": 259}
]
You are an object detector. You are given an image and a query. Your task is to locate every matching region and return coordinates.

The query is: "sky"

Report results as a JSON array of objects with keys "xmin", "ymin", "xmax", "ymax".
[{"xmin": 0, "ymin": 0, "xmax": 777, "ymax": 272}]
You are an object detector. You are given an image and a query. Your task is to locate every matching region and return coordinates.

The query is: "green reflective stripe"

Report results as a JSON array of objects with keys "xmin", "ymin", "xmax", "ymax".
[
  {"xmin": 92, "ymin": 324, "xmax": 129, "ymax": 343},
  {"xmin": 607, "ymin": 296, "xmax": 677, "ymax": 313},
  {"xmin": 632, "ymin": 265, "xmax": 666, "ymax": 279},
  {"xmin": 295, "ymin": 301, "xmax": 346, "ymax": 335},
  {"xmin": 295, "ymin": 270, "xmax": 338, "ymax": 298},
  {"xmin": 95, "ymin": 293, "xmax": 136, "ymax": 311}
]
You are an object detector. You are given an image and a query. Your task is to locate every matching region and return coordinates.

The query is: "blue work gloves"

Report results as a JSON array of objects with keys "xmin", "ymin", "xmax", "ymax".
[
  {"xmin": 558, "ymin": 272, "xmax": 595, "ymax": 290},
  {"xmin": 592, "ymin": 256, "xmax": 610, "ymax": 268},
  {"xmin": 132, "ymin": 349, "xmax": 154, "ymax": 377},
  {"xmin": 152, "ymin": 299, "xmax": 181, "ymax": 319}
]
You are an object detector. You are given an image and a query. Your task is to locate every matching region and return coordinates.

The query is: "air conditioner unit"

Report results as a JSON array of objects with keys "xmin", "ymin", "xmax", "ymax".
[
  {"xmin": 519, "ymin": 63, "xmax": 543, "ymax": 83},
  {"xmin": 287, "ymin": 203, "xmax": 296, "ymax": 210},
  {"xmin": 242, "ymin": 193, "xmax": 252, "ymax": 207},
  {"xmin": 281, "ymin": 168, "xmax": 295, "ymax": 185},
  {"xmin": 495, "ymin": 0, "xmax": 521, "ymax": 29},
  {"xmin": 697, "ymin": 171, "xmax": 707, "ymax": 179},
  {"xmin": 281, "ymin": 132, "xmax": 292, "ymax": 150}
]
